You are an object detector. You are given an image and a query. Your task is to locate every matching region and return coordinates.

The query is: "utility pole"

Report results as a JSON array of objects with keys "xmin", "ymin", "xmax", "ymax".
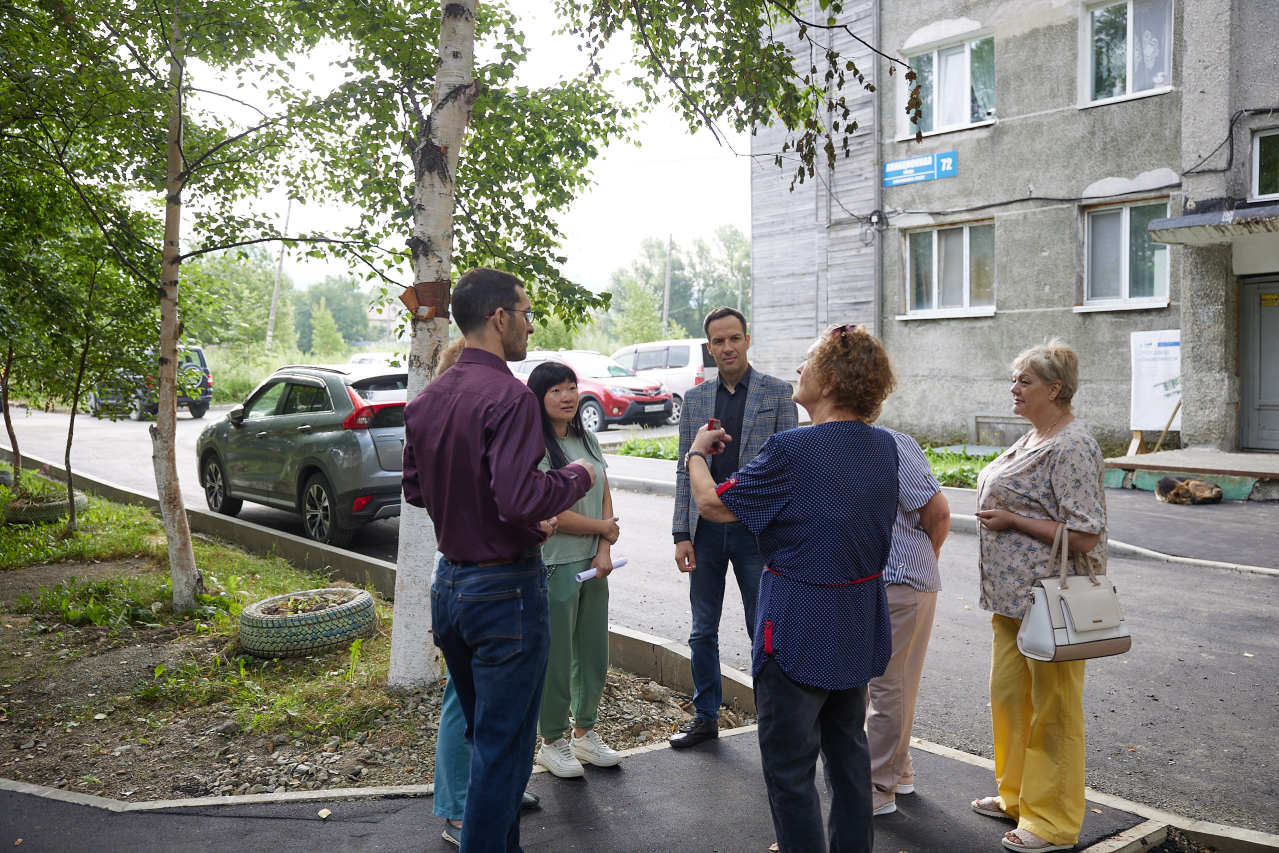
[
  {"xmin": 264, "ymin": 198, "xmax": 292, "ymax": 351},
  {"xmin": 661, "ymin": 233, "xmax": 672, "ymax": 331}
]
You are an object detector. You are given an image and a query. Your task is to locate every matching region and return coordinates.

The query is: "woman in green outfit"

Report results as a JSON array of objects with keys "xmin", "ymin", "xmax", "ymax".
[{"xmin": 528, "ymin": 360, "xmax": 624, "ymax": 778}]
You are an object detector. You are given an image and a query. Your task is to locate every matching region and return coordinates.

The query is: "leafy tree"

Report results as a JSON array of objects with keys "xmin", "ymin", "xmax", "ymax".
[
  {"xmin": 182, "ymin": 248, "xmax": 295, "ymax": 348},
  {"xmin": 295, "ymin": 276, "xmax": 370, "ymax": 352},
  {"xmin": 307, "ymin": 298, "xmax": 347, "ymax": 358}
]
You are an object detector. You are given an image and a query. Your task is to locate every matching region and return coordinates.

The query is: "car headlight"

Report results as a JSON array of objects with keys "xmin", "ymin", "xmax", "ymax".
[
  {"xmin": 607, "ymin": 386, "xmax": 631, "ymax": 396},
  {"xmin": 657, "ymin": 384, "xmax": 669, "ymax": 395}
]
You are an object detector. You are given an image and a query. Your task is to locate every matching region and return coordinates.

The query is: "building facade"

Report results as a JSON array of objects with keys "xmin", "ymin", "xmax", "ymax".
[{"xmin": 750, "ymin": 0, "xmax": 1279, "ymax": 452}]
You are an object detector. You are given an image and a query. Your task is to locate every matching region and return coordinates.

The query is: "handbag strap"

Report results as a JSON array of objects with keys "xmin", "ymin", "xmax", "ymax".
[{"xmin": 1055, "ymin": 521, "xmax": 1100, "ymax": 590}]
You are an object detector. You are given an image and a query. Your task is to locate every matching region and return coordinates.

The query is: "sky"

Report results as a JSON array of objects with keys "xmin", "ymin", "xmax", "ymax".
[{"xmin": 244, "ymin": 4, "xmax": 751, "ymax": 294}]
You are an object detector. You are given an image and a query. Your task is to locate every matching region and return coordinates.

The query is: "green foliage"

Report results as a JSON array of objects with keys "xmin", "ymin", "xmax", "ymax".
[
  {"xmin": 15, "ymin": 575, "xmax": 176, "ymax": 629},
  {"xmin": 923, "ymin": 446, "xmax": 1001, "ymax": 489},
  {"xmin": 614, "ymin": 436, "xmax": 679, "ymax": 460},
  {"xmin": 295, "ymin": 277, "xmax": 369, "ymax": 352},
  {"xmin": 182, "ymin": 248, "xmax": 296, "ymax": 348},
  {"xmin": 204, "ymin": 344, "xmax": 308, "ymax": 404},
  {"xmin": 306, "ymin": 298, "xmax": 348, "ymax": 358}
]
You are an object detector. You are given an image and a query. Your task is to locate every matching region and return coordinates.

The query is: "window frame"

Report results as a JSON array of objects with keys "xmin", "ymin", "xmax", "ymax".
[
  {"xmin": 1079, "ymin": 198, "xmax": 1171, "ymax": 311},
  {"xmin": 280, "ymin": 381, "xmax": 333, "ymax": 415},
  {"xmin": 1251, "ymin": 128, "xmax": 1279, "ymax": 202},
  {"xmin": 899, "ymin": 32, "xmax": 996, "ymax": 140},
  {"xmin": 899, "ymin": 220, "xmax": 997, "ymax": 320},
  {"xmin": 1079, "ymin": 0, "xmax": 1175, "ymax": 109}
]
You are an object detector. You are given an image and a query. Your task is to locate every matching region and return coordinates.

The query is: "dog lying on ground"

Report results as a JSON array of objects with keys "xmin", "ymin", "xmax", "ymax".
[{"xmin": 1154, "ymin": 476, "xmax": 1224, "ymax": 505}]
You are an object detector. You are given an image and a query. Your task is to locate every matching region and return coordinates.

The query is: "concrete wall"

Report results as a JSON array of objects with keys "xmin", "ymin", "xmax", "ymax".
[{"xmin": 873, "ymin": 0, "xmax": 1186, "ymax": 446}]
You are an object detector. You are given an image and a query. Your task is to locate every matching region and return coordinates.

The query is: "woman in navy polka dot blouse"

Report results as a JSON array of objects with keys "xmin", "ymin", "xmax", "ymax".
[{"xmin": 685, "ymin": 324, "xmax": 899, "ymax": 853}]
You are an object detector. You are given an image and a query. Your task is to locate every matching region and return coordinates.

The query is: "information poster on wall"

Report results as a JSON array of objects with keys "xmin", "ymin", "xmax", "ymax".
[{"xmin": 1130, "ymin": 330, "xmax": 1181, "ymax": 431}]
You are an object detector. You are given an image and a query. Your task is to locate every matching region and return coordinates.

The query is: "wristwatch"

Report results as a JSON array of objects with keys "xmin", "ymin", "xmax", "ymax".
[{"xmin": 685, "ymin": 450, "xmax": 710, "ymax": 465}]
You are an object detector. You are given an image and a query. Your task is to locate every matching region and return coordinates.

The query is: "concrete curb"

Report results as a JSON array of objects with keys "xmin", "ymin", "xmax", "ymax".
[{"xmin": 946, "ymin": 512, "xmax": 1279, "ymax": 577}]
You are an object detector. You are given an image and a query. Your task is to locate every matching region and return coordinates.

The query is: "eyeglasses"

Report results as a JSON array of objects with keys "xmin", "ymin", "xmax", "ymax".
[{"xmin": 486, "ymin": 306, "xmax": 537, "ymax": 324}]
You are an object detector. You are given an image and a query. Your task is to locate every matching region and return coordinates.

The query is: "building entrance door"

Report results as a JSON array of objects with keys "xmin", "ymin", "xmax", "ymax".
[{"xmin": 1240, "ymin": 275, "xmax": 1279, "ymax": 451}]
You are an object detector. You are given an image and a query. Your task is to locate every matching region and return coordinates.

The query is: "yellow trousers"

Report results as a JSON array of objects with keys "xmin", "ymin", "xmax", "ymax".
[{"xmin": 990, "ymin": 613, "xmax": 1086, "ymax": 845}]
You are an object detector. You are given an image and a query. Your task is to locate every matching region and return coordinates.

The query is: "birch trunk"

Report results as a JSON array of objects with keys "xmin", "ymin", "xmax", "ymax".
[
  {"xmin": 153, "ymin": 0, "xmax": 202, "ymax": 613},
  {"xmin": 387, "ymin": 0, "xmax": 479, "ymax": 688}
]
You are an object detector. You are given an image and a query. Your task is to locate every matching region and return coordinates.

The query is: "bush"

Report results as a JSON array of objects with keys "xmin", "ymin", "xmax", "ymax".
[
  {"xmin": 204, "ymin": 344, "xmax": 309, "ymax": 404},
  {"xmin": 614, "ymin": 436, "xmax": 679, "ymax": 460},
  {"xmin": 923, "ymin": 446, "xmax": 1001, "ymax": 489}
]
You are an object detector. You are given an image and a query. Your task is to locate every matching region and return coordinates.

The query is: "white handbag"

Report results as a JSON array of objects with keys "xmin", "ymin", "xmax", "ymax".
[{"xmin": 1016, "ymin": 523, "xmax": 1132, "ymax": 662}]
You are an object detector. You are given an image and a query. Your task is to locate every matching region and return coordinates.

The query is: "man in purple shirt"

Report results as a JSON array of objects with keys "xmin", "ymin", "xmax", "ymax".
[{"xmin": 403, "ymin": 268, "xmax": 595, "ymax": 853}]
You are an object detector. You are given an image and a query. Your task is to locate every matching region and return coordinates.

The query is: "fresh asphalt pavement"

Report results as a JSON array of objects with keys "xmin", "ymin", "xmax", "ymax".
[
  {"xmin": 0, "ymin": 736, "xmax": 1146, "ymax": 852},
  {"xmin": 4, "ymin": 409, "xmax": 1278, "ymax": 834}
]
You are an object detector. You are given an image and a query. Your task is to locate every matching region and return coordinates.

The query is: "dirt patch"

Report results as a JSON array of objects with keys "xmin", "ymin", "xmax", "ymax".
[
  {"xmin": 0, "ymin": 557, "xmax": 159, "ymax": 608},
  {"xmin": 0, "ymin": 558, "xmax": 750, "ymax": 802}
]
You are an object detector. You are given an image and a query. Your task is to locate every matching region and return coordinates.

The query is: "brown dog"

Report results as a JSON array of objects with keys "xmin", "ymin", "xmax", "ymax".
[{"xmin": 1154, "ymin": 476, "xmax": 1224, "ymax": 505}]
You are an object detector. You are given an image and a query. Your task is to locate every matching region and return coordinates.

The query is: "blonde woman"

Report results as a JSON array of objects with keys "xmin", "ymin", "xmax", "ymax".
[{"xmin": 973, "ymin": 339, "xmax": 1107, "ymax": 853}]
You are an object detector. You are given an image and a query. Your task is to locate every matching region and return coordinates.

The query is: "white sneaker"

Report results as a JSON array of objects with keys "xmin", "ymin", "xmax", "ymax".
[
  {"xmin": 535, "ymin": 737, "xmax": 584, "ymax": 778},
  {"xmin": 571, "ymin": 730, "xmax": 622, "ymax": 767}
]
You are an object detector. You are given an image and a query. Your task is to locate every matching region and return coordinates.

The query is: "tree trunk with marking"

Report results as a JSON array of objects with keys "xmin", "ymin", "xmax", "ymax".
[{"xmin": 387, "ymin": 0, "xmax": 480, "ymax": 688}]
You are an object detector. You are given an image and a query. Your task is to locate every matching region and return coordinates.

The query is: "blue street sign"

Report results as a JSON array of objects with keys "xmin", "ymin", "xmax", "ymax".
[{"xmin": 883, "ymin": 151, "xmax": 958, "ymax": 187}]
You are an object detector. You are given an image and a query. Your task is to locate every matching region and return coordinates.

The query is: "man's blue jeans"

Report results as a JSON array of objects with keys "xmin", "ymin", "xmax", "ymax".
[
  {"xmin": 689, "ymin": 519, "xmax": 764, "ymax": 721},
  {"xmin": 432, "ymin": 555, "xmax": 550, "ymax": 853}
]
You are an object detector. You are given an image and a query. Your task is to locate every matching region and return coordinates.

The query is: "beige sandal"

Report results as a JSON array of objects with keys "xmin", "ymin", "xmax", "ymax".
[
  {"xmin": 971, "ymin": 796, "xmax": 1014, "ymax": 820},
  {"xmin": 1001, "ymin": 828, "xmax": 1074, "ymax": 852}
]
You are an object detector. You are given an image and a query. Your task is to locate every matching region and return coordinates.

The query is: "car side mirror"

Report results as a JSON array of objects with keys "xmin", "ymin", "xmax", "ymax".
[{"xmin": 228, "ymin": 406, "xmax": 245, "ymax": 426}]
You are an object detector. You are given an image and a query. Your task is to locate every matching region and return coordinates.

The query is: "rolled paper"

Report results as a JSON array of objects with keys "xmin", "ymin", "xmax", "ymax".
[{"xmin": 575, "ymin": 556, "xmax": 627, "ymax": 582}]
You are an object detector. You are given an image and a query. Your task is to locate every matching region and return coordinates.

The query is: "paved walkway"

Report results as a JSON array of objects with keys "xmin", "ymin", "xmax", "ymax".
[
  {"xmin": 602, "ymin": 454, "xmax": 1279, "ymax": 570},
  {"xmin": 1, "ymin": 734, "xmax": 1149, "ymax": 852}
]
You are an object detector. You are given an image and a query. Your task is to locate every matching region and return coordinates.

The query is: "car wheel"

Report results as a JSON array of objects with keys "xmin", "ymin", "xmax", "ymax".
[
  {"xmin": 202, "ymin": 455, "xmax": 242, "ymax": 516},
  {"xmin": 188, "ymin": 401, "xmax": 209, "ymax": 419},
  {"xmin": 83, "ymin": 391, "xmax": 101, "ymax": 419},
  {"xmin": 665, "ymin": 395, "xmax": 682, "ymax": 426},
  {"xmin": 302, "ymin": 473, "xmax": 353, "ymax": 547},
  {"xmin": 579, "ymin": 399, "xmax": 605, "ymax": 433}
]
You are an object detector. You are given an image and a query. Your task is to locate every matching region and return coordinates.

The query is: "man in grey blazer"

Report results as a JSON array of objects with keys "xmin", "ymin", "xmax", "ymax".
[{"xmin": 670, "ymin": 306, "xmax": 799, "ymax": 749}]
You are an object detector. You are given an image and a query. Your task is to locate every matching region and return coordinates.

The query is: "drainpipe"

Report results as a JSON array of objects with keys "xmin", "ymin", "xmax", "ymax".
[{"xmin": 871, "ymin": 0, "xmax": 884, "ymax": 338}]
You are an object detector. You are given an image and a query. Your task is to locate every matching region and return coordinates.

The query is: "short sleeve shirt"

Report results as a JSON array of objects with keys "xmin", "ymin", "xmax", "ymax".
[
  {"xmin": 718, "ymin": 421, "xmax": 898, "ymax": 690},
  {"xmin": 884, "ymin": 429, "xmax": 943, "ymax": 592},
  {"xmin": 538, "ymin": 430, "xmax": 607, "ymax": 566},
  {"xmin": 975, "ymin": 419, "xmax": 1108, "ymax": 619}
]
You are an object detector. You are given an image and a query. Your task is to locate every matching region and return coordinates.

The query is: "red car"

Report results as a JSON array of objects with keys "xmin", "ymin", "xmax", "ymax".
[{"xmin": 512, "ymin": 350, "xmax": 673, "ymax": 432}]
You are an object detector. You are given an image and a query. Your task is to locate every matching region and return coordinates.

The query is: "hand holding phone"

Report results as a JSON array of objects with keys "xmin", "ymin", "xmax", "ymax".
[{"xmin": 707, "ymin": 418, "xmax": 725, "ymax": 453}]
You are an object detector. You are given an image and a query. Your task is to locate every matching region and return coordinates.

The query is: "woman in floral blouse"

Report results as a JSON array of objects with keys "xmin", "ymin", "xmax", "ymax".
[{"xmin": 972, "ymin": 339, "xmax": 1107, "ymax": 853}]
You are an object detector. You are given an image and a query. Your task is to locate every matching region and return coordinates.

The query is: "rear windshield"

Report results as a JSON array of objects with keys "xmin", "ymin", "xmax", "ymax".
[
  {"xmin": 181, "ymin": 347, "xmax": 207, "ymax": 368},
  {"xmin": 371, "ymin": 405, "xmax": 405, "ymax": 429},
  {"xmin": 352, "ymin": 374, "xmax": 408, "ymax": 402}
]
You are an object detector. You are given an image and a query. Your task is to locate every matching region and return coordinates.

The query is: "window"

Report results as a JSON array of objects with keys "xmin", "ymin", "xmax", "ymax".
[
  {"xmin": 244, "ymin": 381, "xmax": 286, "ymax": 420},
  {"xmin": 1084, "ymin": 200, "xmax": 1169, "ymax": 306},
  {"xmin": 667, "ymin": 345, "xmax": 690, "ymax": 368},
  {"xmin": 1087, "ymin": 0, "xmax": 1172, "ymax": 103},
  {"xmin": 1253, "ymin": 129, "xmax": 1279, "ymax": 201},
  {"xmin": 906, "ymin": 222, "xmax": 995, "ymax": 314},
  {"xmin": 635, "ymin": 348, "xmax": 667, "ymax": 370},
  {"xmin": 281, "ymin": 383, "xmax": 331, "ymax": 414},
  {"xmin": 908, "ymin": 36, "xmax": 995, "ymax": 134}
]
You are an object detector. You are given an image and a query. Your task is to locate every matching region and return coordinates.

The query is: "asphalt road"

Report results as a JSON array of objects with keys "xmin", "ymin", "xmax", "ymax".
[{"xmin": 4, "ymin": 406, "xmax": 1278, "ymax": 834}]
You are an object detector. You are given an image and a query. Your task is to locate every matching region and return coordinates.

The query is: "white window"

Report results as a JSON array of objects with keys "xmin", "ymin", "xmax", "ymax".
[
  {"xmin": 907, "ymin": 36, "xmax": 995, "ymax": 134},
  {"xmin": 1084, "ymin": 200, "xmax": 1169, "ymax": 307},
  {"xmin": 906, "ymin": 222, "xmax": 995, "ymax": 315},
  {"xmin": 1086, "ymin": 0, "xmax": 1172, "ymax": 103},
  {"xmin": 1252, "ymin": 129, "xmax": 1279, "ymax": 202}
]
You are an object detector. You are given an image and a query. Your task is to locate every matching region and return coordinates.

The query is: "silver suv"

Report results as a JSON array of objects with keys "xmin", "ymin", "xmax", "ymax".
[{"xmin": 196, "ymin": 365, "xmax": 407, "ymax": 546}]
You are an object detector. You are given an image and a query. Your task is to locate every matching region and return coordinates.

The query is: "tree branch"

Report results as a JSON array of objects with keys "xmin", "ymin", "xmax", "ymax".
[
  {"xmin": 765, "ymin": 0, "xmax": 912, "ymax": 71},
  {"xmin": 628, "ymin": 0, "xmax": 723, "ymax": 145}
]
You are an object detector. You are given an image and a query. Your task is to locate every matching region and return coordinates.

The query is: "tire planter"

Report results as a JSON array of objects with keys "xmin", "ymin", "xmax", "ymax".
[
  {"xmin": 3, "ymin": 493, "xmax": 88, "ymax": 525},
  {"xmin": 239, "ymin": 588, "xmax": 376, "ymax": 658}
]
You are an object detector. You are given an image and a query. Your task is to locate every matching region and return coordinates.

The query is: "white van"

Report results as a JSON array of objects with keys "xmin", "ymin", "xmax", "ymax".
[{"xmin": 611, "ymin": 338, "xmax": 717, "ymax": 425}]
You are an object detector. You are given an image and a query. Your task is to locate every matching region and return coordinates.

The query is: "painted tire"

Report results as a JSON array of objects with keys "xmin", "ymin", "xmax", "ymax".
[
  {"xmin": 239, "ymin": 588, "xmax": 376, "ymax": 658},
  {"xmin": 0, "ymin": 469, "xmax": 12, "ymax": 488},
  {"xmin": 4, "ymin": 493, "xmax": 88, "ymax": 525}
]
